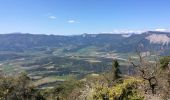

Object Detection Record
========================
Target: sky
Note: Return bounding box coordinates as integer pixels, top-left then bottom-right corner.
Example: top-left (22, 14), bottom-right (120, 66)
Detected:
top-left (0, 0), bottom-right (170, 35)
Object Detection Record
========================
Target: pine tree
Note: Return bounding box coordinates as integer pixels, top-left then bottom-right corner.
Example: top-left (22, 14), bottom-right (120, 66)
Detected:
top-left (112, 60), bottom-right (121, 80)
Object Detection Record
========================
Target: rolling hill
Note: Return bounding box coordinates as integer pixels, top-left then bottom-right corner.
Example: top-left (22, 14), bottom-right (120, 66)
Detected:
top-left (0, 31), bottom-right (169, 53)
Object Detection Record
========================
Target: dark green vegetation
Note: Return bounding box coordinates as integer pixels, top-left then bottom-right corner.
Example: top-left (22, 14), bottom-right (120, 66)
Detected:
top-left (160, 56), bottom-right (170, 69)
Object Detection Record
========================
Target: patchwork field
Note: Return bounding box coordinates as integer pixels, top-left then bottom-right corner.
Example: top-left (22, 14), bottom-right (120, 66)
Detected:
top-left (0, 49), bottom-right (132, 88)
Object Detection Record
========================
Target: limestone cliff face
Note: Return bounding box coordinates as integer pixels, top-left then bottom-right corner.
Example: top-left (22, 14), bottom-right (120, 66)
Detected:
top-left (145, 34), bottom-right (170, 45)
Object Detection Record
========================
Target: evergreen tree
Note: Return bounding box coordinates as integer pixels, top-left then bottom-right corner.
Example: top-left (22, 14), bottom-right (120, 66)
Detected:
top-left (112, 60), bottom-right (121, 80)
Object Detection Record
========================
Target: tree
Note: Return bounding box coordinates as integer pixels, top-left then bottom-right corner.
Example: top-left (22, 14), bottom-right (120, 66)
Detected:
top-left (95, 60), bottom-right (122, 100)
top-left (0, 73), bottom-right (45, 100)
top-left (160, 56), bottom-right (170, 99)
top-left (112, 60), bottom-right (121, 80)
top-left (103, 59), bottom-right (121, 87)
top-left (129, 43), bottom-right (162, 95)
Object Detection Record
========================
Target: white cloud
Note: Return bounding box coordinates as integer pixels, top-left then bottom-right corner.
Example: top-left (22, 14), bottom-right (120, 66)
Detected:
top-left (49, 16), bottom-right (56, 19)
top-left (112, 29), bottom-right (144, 34)
top-left (155, 28), bottom-right (167, 32)
top-left (68, 20), bottom-right (76, 23)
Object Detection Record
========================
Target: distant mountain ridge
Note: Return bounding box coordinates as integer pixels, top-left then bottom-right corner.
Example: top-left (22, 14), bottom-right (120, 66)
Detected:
top-left (0, 31), bottom-right (170, 54)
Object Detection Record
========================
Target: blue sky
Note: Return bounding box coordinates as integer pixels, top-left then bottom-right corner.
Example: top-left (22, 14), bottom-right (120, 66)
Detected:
top-left (0, 0), bottom-right (170, 35)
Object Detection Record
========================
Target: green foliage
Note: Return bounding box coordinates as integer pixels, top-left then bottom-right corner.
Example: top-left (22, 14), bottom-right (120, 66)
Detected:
top-left (93, 77), bottom-right (144, 100)
top-left (0, 73), bottom-right (146, 100)
top-left (102, 60), bottom-right (121, 85)
top-left (112, 60), bottom-right (121, 80)
top-left (0, 73), bottom-right (44, 100)
top-left (41, 79), bottom-right (85, 100)
top-left (160, 56), bottom-right (170, 69)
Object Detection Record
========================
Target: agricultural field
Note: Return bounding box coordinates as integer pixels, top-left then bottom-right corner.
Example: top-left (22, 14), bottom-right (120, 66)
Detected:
top-left (0, 49), bottom-right (131, 88)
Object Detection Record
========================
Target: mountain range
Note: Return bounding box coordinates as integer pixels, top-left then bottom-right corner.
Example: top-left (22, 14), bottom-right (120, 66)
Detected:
top-left (0, 31), bottom-right (170, 54)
